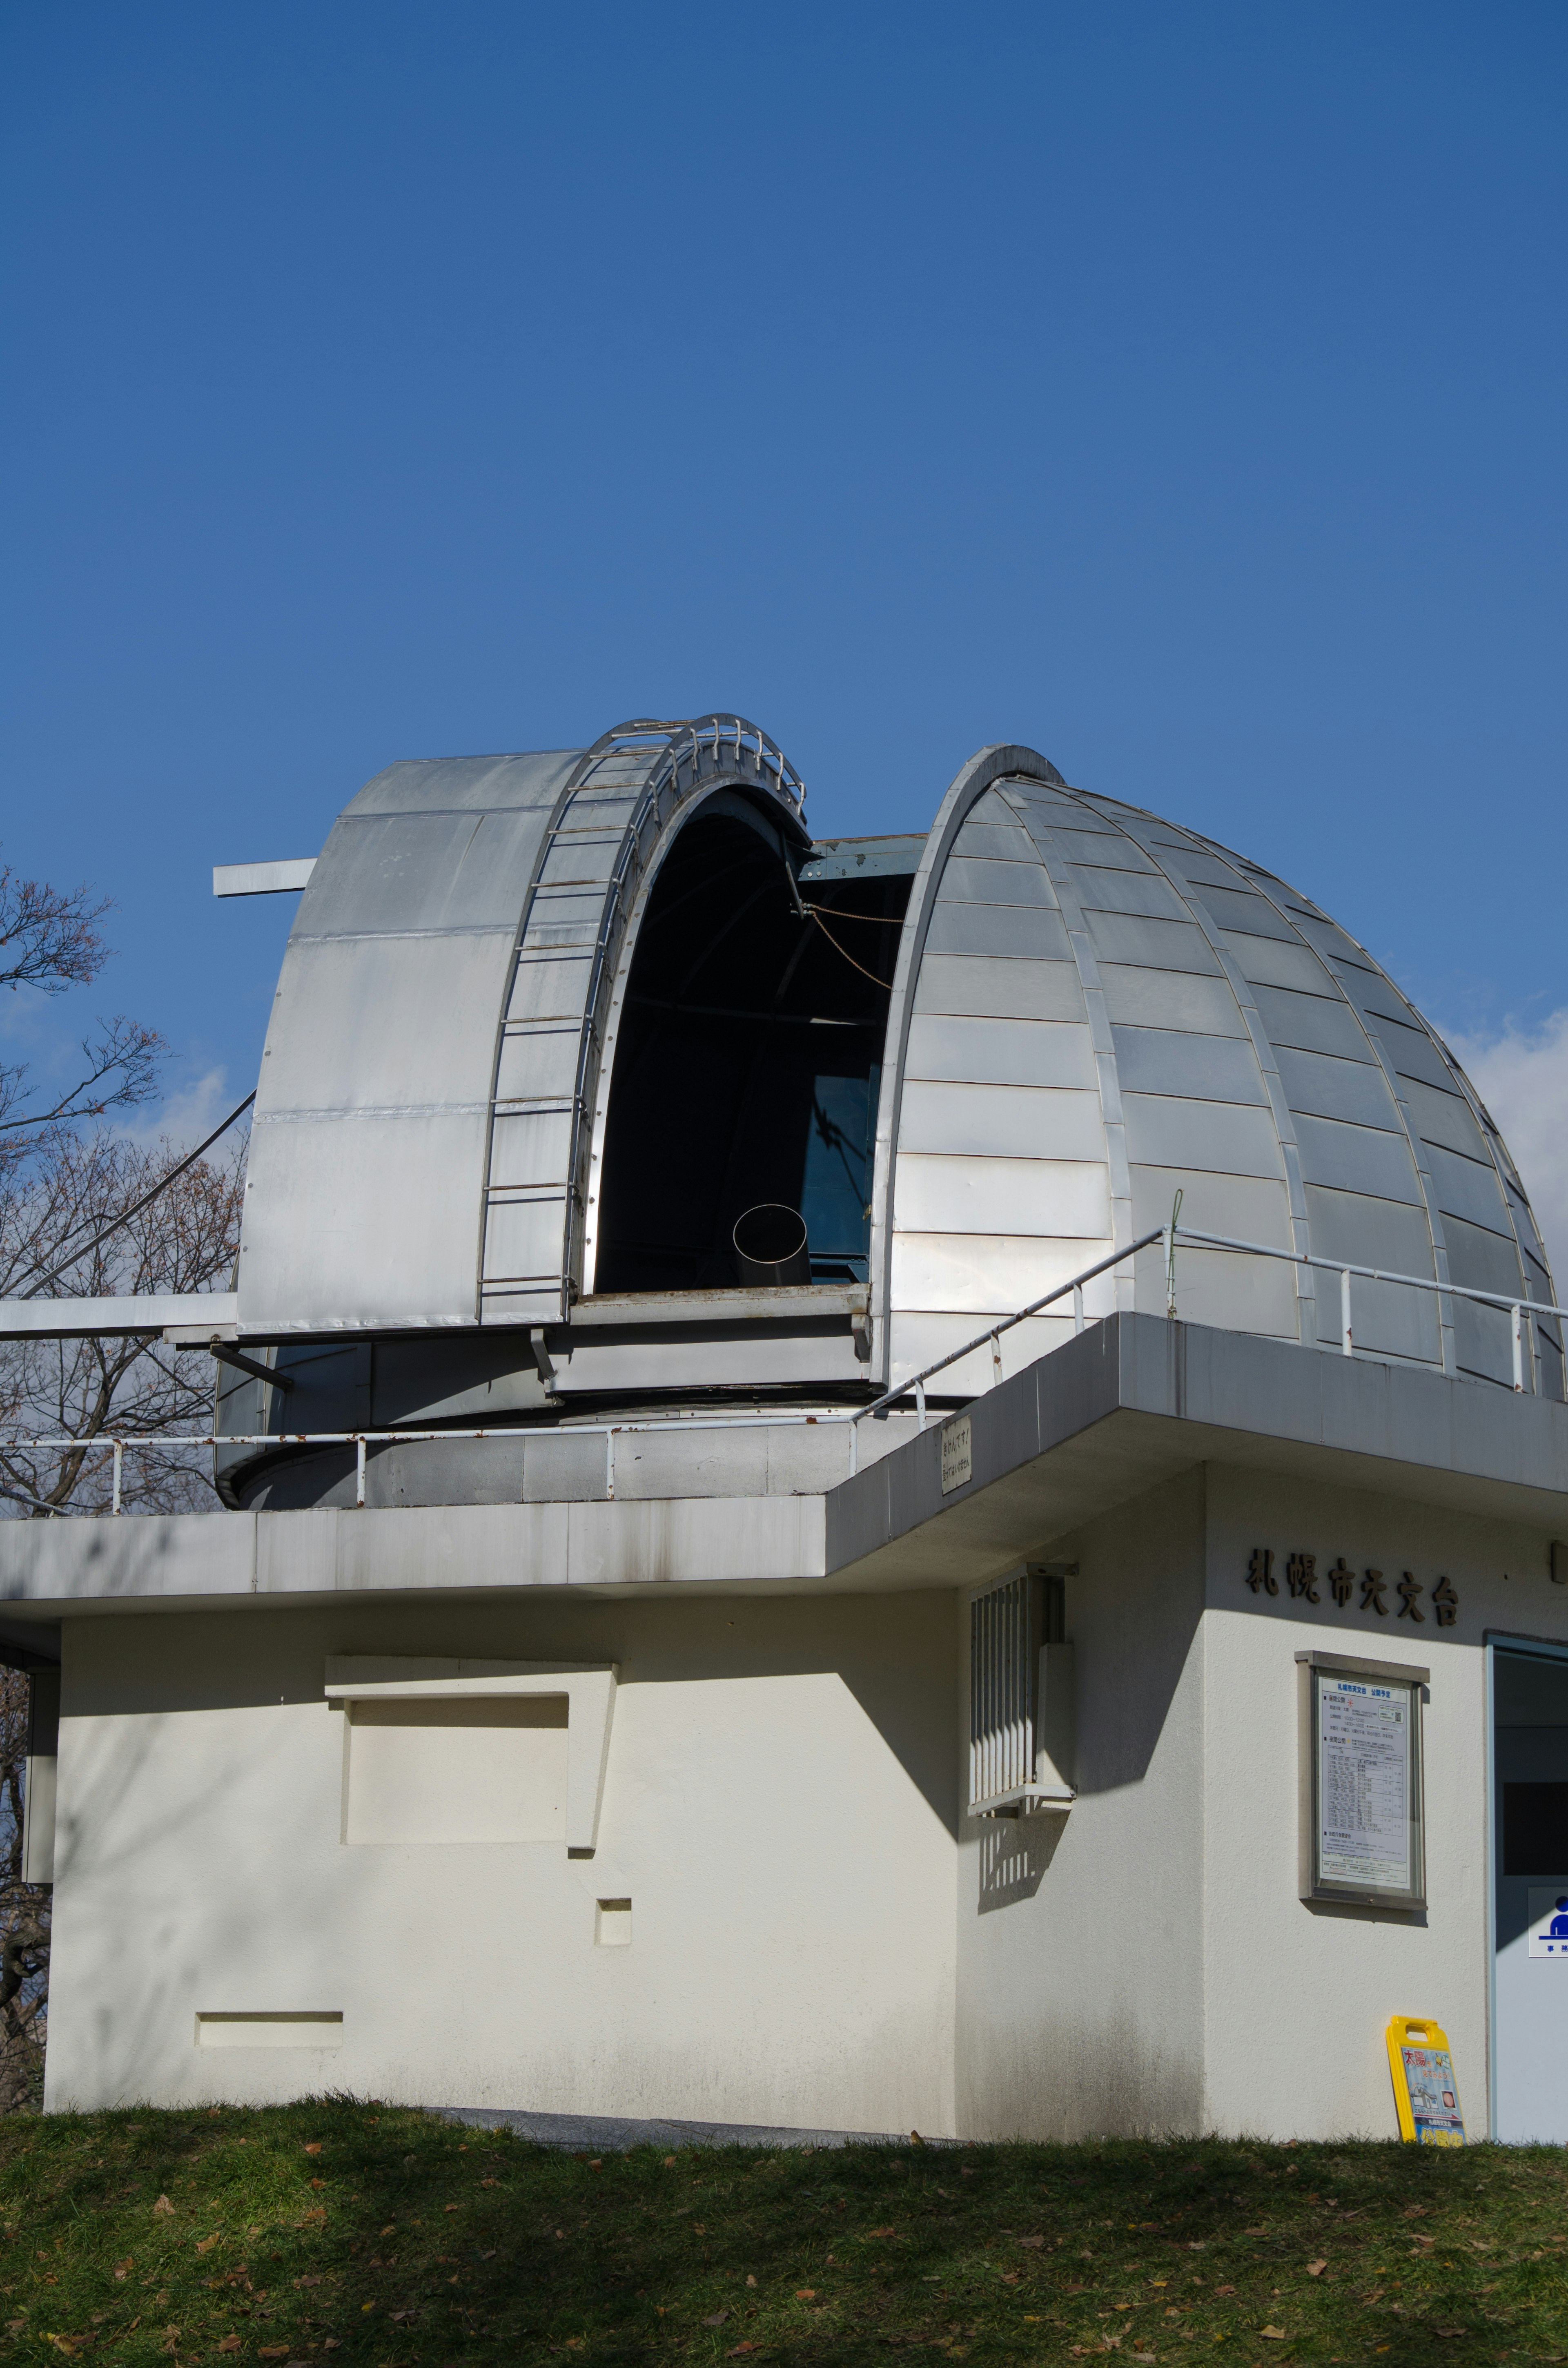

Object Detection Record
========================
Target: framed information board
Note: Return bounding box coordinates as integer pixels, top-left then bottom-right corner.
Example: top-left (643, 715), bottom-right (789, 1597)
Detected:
top-left (1297, 1650), bottom-right (1428, 1909)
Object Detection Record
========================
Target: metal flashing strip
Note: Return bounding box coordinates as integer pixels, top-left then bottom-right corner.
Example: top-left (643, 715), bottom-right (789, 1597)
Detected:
top-left (213, 859), bottom-right (316, 896)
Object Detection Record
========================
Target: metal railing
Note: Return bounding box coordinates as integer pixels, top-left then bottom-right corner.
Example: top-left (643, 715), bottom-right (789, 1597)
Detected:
top-left (5, 1214), bottom-right (1564, 1513)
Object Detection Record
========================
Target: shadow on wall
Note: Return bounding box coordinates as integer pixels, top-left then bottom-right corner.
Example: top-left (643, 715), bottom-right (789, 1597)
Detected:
top-left (1067, 1468), bottom-right (1207, 1802)
top-left (977, 1807), bottom-right (1067, 1915)
top-left (58, 1590), bottom-right (962, 1830)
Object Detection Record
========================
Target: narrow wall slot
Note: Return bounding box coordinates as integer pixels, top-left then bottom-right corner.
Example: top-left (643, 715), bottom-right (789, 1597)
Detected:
top-left (595, 1898), bottom-right (632, 1947)
top-left (196, 2012), bottom-right (344, 2049)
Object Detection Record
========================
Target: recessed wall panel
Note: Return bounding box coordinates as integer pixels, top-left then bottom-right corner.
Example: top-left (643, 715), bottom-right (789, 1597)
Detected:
top-left (912, 954), bottom-right (1087, 1023)
top-left (1301, 1184), bottom-right (1435, 1275)
top-left (1440, 1213), bottom-right (1525, 1295)
top-left (904, 1015), bottom-right (1098, 1090)
top-left (1273, 1047), bottom-right (1402, 1130)
top-left (1130, 1164), bottom-right (1292, 1249)
top-left (892, 1231), bottom-right (1113, 1311)
top-left (1291, 1114), bottom-right (1423, 1204)
top-left (897, 1081), bottom-right (1106, 1162)
top-left (1224, 935), bottom-right (1336, 994)
top-left (1069, 868), bottom-right (1191, 921)
top-left (1423, 1142), bottom-right (1514, 1235)
top-left (923, 903), bottom-right (1074, 961)
top-left (893, 1153), bottom-right (1112, 1240)
top-left (1111, 1028), bottom-right (1268, 1104)
top-left (1095, 965), bottom-right (1248, 1037)
top-left (1250, 986), bottom-right (1372, 1059)
top-left (938, 858), bottom-right (1057, 908)
top-left (345, 1698), bottom-right (568, 1845)
top-left (1121, 1094), bottom-right (1286, 1179)
top-left (1081, 913), bottom-right (1223, 974)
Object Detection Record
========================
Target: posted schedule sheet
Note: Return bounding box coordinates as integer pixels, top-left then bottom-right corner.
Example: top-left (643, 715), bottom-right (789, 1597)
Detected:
top-left (1316, 1675), bottom-right (1412, 1891)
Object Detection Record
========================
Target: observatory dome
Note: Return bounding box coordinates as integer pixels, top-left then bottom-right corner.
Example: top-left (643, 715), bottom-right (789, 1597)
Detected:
top-left (222, 720), bottom-right (1559, 1503)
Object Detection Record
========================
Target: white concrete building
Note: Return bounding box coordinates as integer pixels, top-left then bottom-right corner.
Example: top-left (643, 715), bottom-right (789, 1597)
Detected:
top-left (3, 718), bottom-right (1566, 2143)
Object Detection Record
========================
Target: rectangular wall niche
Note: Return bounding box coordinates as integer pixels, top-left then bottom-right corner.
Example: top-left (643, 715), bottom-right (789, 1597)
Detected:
top-left (196, 2013), bottom-right (343, 2049)
top-left (344, 1696), bottom-right (568, 1846)
top-left (596, 1898), bottom-right (632, 1946)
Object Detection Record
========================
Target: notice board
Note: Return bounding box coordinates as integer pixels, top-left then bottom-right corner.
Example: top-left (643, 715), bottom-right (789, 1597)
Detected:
top-left (1297, 1650), bottom-right (1428, 1910)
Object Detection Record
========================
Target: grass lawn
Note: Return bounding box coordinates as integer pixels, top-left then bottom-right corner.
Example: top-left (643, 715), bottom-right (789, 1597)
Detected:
top-left (0, 2103), bottom-right (1563, 2365)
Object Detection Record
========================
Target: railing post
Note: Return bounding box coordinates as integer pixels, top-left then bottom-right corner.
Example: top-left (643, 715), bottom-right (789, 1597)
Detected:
top-left (355, 1436), bottom-right (366, 1508)
top-left (915, 1378), bottom-right (927, 1432)
top-left (1512, 1304), bottom-right (1524, 1393)
top-left (111, 1440), bottom-right (123, 1516)
top-left (848, 1417), bottom-right (859, 1477)
top-left (1165, 1189), bottom-right (1183, 1319)
top-left (1341, 1270), bottom-right (1353, 1356)
top-left (1073, 1284), bottom-right (1084, 1335)
top-left (991, 1332), bottom-right (1002, 1386)
top-left (605, 1429), bottom-right (615, 1500)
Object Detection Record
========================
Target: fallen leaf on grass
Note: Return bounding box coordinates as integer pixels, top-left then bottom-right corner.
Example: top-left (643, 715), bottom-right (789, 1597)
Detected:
top-left (303, 2144), bottom-right (322, 2156)
top-left (703, 2310), bottom-right (728, 2327)
top-left (151, 2197), bottom-right (174, 2217)
top-left (1019, 2235), bottom-right (1045, 2249)
top-left (1260, 2327), bottom-right (1288, 2340)
top-left (259, 2349), bottom-right (290, 2359)
top-left (865, 2226), bottom-right (897, 2239)
top-left (217, 2342), bottom-right (240, 2355)
top-left (1306, 2259), bottom-right (1327, 2277)
top-left (1213, 2285), bottom-right (1235, 2297)
top-left (795, 2289), bottom-right (816, 2301)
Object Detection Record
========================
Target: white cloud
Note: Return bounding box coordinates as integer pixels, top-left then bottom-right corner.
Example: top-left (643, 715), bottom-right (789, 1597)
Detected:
top-left (1445, 1011), bottom-right (1568, 1293)
top-left (123, 1066), bottom-right (241, 1158)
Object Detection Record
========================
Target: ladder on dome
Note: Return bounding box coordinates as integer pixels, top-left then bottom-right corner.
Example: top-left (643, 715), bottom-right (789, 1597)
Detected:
top-left (477, 718), bottom-right (806, 1326)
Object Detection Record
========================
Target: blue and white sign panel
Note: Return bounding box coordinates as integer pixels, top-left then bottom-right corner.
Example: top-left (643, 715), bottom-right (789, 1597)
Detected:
top-left (1528, 1889), bottom-right (1568, 1958)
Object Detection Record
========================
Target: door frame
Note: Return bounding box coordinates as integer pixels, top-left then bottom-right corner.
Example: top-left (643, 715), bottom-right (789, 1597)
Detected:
top-left (1485, 1628), bottom-right (1568, 2141)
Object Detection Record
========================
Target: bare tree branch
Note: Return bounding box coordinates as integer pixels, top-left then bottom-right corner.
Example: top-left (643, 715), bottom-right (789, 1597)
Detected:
top-left (0, 871), bottom-right (111, 995)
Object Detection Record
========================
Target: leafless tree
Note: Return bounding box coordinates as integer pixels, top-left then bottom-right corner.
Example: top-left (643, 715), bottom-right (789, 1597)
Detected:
top-left (0, 1128), bottom-right (245, 1516)
top-left (0, 867), bottom-right (160, 1181)
top-left (0, 858), bottom-right (247, 2100)
top-left (0, 1667), bottom-right (48, 2113)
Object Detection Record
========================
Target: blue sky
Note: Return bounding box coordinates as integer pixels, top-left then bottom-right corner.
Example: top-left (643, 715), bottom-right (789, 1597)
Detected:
top-left (2, 4), bottom-right (1565, 1238)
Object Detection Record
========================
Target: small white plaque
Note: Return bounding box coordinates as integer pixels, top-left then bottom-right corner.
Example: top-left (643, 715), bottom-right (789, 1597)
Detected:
top-left (1528, 1887), bottom-right (1568, 1957)
top-left (940, 1414), bottom-right (973, 1495)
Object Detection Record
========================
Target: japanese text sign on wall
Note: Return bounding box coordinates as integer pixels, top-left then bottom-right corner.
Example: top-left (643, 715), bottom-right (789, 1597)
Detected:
top-left (1247, 1548), bottom-right (1457, 1626)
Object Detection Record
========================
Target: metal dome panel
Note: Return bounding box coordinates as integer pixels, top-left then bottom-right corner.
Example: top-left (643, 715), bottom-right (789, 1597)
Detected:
top-left (876, 752), bottom-right (1560, 1400)
top-left (237, 722), bottom-right (808, 1336)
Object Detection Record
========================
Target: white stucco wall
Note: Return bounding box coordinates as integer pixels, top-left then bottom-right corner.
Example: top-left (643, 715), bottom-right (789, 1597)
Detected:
top-left (949, 1461), bottom-right (1568, 2144)
top-left (1199, 1464), bottom-right (1566, 2142)
top-left (45, 1592), bottom-right (958, 2134)
top-left (40, 1452), bottom-right (1568, 2140)
top-left (955, 1470), bottom-right (1208, 2140)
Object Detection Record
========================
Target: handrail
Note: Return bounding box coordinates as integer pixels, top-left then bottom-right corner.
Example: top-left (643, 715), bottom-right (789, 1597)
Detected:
top-left (4, 1217), bottom-right (1563, 1514)
top-left (1169, 1223), bottom-right (1565, 1391)
top-left (853, 1229), bottom-right (1166, 1425)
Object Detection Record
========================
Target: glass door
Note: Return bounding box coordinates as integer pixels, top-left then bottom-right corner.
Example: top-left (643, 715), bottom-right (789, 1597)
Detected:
top-left (1492, 1641), bottom-right (1568, 2142)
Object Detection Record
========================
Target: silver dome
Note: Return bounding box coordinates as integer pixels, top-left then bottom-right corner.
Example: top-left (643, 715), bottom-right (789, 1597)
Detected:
top-left (232, 723), bottom-right (1559, 1443)
top-left (876, 745), bottom-right (1558, 1398)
